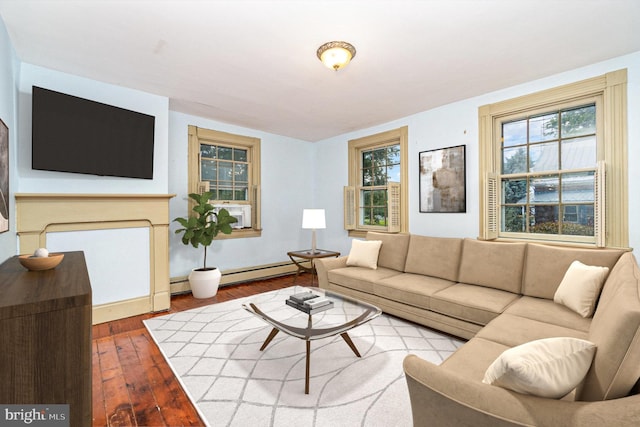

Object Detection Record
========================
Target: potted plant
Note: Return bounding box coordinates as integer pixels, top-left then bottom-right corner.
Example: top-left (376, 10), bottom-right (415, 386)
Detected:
top-left (174, 191), bottom-right (237, 298)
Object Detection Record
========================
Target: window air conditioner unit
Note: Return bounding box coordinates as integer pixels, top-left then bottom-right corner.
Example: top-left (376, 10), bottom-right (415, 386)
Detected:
top-left (214, 204), bottom-right (251, 229)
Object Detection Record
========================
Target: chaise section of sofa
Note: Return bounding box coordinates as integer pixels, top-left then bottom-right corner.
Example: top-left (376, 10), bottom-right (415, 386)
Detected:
top-left (403, 251), bottom-right (640, 426)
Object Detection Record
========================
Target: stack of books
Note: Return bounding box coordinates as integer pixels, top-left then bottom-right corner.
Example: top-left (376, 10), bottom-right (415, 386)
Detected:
top-left (286, 291), bottom-right (334, 314)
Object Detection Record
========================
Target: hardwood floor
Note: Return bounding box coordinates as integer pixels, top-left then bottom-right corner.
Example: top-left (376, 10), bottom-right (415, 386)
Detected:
top-left (92, 273), bottom-right (316, 427)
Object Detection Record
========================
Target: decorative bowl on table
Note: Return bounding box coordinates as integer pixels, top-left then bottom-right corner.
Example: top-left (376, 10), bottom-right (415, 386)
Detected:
top-left (18, 253), bottom-right (65, 271)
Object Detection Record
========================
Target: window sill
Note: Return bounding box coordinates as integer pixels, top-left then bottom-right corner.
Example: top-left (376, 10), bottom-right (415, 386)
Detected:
top-left (348, 230), bottom-right (367, 238)
top-left (216, 228), bottom-right (262, 239)
top-left (348, 229), bottom-right (400, 238)
top-left (487, 236), bottom-right (617, 250)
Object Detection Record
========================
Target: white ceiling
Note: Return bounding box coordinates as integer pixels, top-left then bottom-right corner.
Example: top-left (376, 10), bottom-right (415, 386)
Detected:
top-left (1, 0), bottom-right (639, 142)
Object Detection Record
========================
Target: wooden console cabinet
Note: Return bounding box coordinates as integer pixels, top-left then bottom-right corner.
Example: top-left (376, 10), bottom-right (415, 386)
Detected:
top-left (0, 251), bottom-right (92, 427)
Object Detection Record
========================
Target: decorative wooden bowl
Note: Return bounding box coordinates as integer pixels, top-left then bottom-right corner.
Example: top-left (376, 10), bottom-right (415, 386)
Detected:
top-left (18, 253), bottom-right (65, 271)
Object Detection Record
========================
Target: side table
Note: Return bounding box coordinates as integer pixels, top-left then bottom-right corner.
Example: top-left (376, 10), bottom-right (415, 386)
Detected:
top-left (287, 249), bottom-right (340, 285)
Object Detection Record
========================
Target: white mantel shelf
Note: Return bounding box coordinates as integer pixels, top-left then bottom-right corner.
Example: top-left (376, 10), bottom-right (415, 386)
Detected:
top-left (15, 193), bottom-right (176, 324)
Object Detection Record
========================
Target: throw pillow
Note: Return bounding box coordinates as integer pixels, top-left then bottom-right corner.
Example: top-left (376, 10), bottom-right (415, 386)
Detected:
top-left (482, 337), bottom-right (596, 399)
top-left (553, 260), bottom-right (609, 317)
top-left (346, 239), bottom-right (383, 269)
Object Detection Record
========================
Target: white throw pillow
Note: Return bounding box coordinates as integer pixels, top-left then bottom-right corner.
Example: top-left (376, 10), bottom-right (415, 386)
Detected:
top-left (482, 337), bottom-right (596, 399)
top-left (346, 239), bottom-right (383, 269)
top-left (553, 260), bottom-right (609, 317)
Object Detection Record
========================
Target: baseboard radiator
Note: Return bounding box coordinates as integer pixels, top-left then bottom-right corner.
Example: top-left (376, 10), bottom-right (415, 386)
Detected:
top-left (170, 260), bottom-right (311, 295)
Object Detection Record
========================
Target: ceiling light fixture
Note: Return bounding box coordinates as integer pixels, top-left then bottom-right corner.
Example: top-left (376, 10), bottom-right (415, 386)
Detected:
top-left (316, 41), bottom-right (356, 71)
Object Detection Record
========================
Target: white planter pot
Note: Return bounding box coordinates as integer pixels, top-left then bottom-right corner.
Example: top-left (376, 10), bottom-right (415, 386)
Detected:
top-left (188, 267), bottom-right (222, 299)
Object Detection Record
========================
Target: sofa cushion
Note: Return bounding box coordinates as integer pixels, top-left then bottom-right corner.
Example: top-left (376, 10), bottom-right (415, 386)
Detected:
top-left (374, 273), bottom-right (455, 309)
top-left (522, 243), bottom-right (624, 299)
top-left (482, 337), bottom-right (596, 399)
top-left (457, 239), bottom-right (526, 293)
top-left (404, 235), bottom-right (463, 282)
top-left (430, 283), bottom-right (520, 326)
top-left (346, 239), bottom-right (383, 269)
top-left (366, 232), bottom-right (410, 271)
top-left (477, 313), bottom-right (588, 348)
top-left (578, 252), bottom-right (640, 401)
top-left (327, 266), bottom-right (400, 294)
top-left (553, 260), bottom-right (609, 317)
top-left (441, 337), bottom-right (510, 381)
top-left (504, 296), bottom-right (591, 333)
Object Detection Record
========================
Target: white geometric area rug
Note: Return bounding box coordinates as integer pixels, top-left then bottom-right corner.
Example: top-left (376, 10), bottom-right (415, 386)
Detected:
top-left (143, 286), bottom-right (464, 427)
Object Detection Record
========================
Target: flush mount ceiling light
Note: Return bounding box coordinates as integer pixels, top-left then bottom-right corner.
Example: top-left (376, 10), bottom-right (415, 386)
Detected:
top-left (316, 41), bottom-right (356, 71)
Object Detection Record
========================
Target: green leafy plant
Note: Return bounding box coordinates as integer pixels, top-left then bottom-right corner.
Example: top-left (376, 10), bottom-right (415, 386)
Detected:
top-left (173, 192), bottom-right (237, 270)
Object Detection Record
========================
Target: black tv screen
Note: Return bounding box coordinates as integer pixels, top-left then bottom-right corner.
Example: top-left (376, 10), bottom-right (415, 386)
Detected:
top-left (32, 86), bottom-right (155, 179)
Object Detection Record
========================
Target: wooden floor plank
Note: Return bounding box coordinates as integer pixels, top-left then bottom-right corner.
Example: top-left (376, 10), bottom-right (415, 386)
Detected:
top-left (97, 337), bottom-right (135, 427)
top-left (91, 340), bottom-right (108, 426)
top-left (92, 272), bottom-right (315, 426)
top-left (115, 334), bottom-right (166, 427)
top-left (130, 331), bottom-right (202, 426)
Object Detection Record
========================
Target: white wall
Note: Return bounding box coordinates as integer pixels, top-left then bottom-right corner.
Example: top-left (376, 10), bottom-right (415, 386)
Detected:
top-left (16, 64), bottom-right (170, 194)
top-left (168, 111), bottom-right (314, 278)
top-left (315, 51), bottom-right (640, 254)
top-left (0, 17), bottom-right (19, 261)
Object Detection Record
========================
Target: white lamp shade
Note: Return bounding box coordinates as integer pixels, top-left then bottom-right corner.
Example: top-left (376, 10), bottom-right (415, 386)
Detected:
top-left (302, 209), bottom-right (326, 229)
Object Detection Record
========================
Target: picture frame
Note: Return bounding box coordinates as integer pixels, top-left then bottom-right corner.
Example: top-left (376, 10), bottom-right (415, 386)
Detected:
top-left (419, 144), bottom-right (466, 213)
top-left (0, 118), bottom-right (8, 233)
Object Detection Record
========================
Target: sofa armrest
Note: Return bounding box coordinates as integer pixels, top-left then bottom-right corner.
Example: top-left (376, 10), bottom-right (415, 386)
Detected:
top-left (315, 256), bottom-right (348, 289)
top-left (403, 354), bottom-right (640, 427)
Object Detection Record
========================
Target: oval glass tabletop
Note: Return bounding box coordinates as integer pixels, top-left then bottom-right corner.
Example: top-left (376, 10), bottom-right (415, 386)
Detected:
top-left (242, 286), bottom-right (382, 341)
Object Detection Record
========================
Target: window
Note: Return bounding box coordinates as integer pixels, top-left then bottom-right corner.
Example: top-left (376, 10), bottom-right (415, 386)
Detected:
top-left (479, 70), bottom-right (628, 248)
top-left (200, 144), bottom-right (249, 201)
top-left (500, 102), bottom-right (599, 240)
top-left (188, 125), bottom-right (261, 238)
top-left (345, 126), bottom-right (408, 236)
top-left (361, 144), bottom-right (400, 227)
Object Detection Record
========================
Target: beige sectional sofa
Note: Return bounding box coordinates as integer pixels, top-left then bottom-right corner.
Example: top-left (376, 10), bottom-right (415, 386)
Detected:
top-left (315, 232), bottom-right (640, 426)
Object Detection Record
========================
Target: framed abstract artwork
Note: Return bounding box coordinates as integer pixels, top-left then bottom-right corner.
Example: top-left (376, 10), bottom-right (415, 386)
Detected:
top-left (0, 118), bottom-right (7, 233)
top-left (419, 145), bottom-right (466, 213)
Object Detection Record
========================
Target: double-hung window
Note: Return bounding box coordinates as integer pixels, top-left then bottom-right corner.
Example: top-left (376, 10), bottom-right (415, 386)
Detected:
top-left (499, 102), bottom-right (601, 242)
top-left (188, 125), bottom-right (261, 238)
top-left (479, 70), bottom-right (628, 248)
top-left (345, 126), bottom-right (408, 235)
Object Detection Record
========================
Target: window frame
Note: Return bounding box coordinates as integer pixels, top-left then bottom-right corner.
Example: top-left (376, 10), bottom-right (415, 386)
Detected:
top-left (497, 97), bottom-right (601, 244)
top-left (188, 125), bottom-right (261, 238)
top-left (199, 144), bottom-right (251, 201)
top-left (347, 126), bottom-right (408, 237)
top-left (479, 69), bottom-right (628, 248)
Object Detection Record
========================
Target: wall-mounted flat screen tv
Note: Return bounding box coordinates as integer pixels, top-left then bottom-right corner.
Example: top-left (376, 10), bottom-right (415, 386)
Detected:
top-left (32, 86), bottom-right (155, 179)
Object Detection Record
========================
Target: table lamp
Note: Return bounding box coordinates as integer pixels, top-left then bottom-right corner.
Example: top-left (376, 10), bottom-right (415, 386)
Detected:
top-left (302, 209), bottom-right (326, 254)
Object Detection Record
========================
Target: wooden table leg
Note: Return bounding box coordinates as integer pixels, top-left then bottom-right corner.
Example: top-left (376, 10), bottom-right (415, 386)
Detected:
top-left (305, 340), bottom-right (311, 394)
top-left (340, 332), bottom-right (361, 357)
top-left (259, 327), bottom-right (280, 351)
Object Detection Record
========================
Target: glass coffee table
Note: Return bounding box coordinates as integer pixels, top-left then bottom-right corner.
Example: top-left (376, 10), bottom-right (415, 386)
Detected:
top-left (242, 286), bottom-right (382, 394)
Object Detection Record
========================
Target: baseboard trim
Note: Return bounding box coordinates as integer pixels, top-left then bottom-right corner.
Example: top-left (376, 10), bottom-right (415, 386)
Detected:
top-left (92, 261), bottom-right (311, 323)
top-left (170, 260), bottom-right (310, 295)
top-left (93, 296), bottom-right (152, 325)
